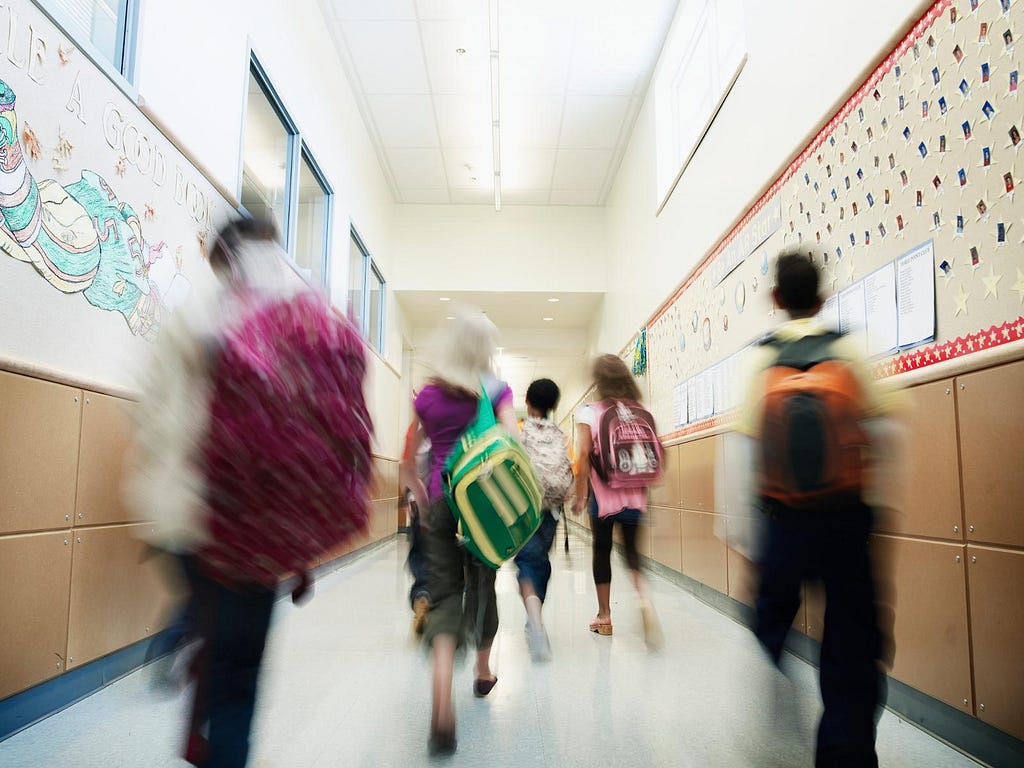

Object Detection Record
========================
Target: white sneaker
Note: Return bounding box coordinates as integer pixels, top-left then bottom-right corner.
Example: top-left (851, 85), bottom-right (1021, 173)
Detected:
top-left (527, 624), bottom-right (552, 662)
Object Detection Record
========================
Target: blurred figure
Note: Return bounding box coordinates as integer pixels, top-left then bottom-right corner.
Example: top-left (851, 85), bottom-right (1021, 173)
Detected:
top-left (739, 251), bottom-right (897, 768)
top-left (127, 217), bottom-right (372, 768)
top-left (572, 355), bottom-right (664, 648)
top-left (399, 308), bottom-right (518, 757)
top-left (515, 378), bottom-right (574, 661)
top-left (399, 415), bottom-right (432, 634)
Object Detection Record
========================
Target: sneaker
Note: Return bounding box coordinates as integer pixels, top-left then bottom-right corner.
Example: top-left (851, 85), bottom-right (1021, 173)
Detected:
top-left (527, 624), bottom-right (552, 662)
top-left (412, 596), bottom-right (429, 636)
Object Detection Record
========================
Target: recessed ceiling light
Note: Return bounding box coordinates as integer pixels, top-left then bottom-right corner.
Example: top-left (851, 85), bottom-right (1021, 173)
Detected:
top-left (547, 297), bottom-right (560, 303)
top-left (543, 316), bottom-right (554, 321)
top-left (439, 297), bottom-right (451, 302)
top-left (445, 315), bottom-right (456, 320)
top-left (456, 48), bottom-right (466, 55)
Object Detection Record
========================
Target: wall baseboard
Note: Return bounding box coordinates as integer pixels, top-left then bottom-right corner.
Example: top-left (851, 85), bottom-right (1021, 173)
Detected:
top-left (0, 534), bottom-right (398, 744)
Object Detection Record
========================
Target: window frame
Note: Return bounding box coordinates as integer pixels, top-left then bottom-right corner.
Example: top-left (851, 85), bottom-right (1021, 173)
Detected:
top-left (33, 0), bottom-right (140, 95)
top-left (348, 225), bottom-right (386, 354)
top-left (238, 48), bottom-right (333, 291)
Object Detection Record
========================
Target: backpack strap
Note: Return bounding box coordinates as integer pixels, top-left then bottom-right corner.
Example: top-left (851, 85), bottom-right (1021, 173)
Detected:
top-left (762, 331), bottom-right (843, 371)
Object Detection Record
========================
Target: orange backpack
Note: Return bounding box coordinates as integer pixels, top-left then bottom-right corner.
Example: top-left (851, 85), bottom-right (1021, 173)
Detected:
top-left (758, 332), bottom-right (868, 509)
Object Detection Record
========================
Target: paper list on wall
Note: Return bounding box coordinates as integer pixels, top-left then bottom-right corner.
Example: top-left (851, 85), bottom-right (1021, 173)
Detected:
top-left (693, 371), bottom-right (714, 420)
top-left (863, 262), bottom-right (898, 358)
top-left (818, 294), bottom-right (840, 332)
top-left (839, 281), bottom-right (869, 358)
top-left (897, 240), bottom-right (937, 348)
top-left (686, 378), bottom-right (696, 424)
top-left (673, 381), bottom-right (688, 428)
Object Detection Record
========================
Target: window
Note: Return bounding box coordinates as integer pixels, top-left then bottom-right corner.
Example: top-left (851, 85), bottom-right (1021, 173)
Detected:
top-left (240, 54), bottom-right (332, 288)
top-left (294, 148), bottom-right (331, 288)
top-left (39, 0), bottom-right (137, 81)
top-left (653, 0), bottom-right (745, 213)
top-left (348, 227), bottom-right (385, 353)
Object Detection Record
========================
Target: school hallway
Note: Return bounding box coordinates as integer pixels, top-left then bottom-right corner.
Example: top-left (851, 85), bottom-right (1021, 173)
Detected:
top-left (0, 529), bottom-right (977, 768)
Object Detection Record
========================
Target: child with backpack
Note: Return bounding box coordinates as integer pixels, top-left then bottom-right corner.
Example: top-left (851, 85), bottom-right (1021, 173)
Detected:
top-left (741, 251), bottom-right (893, 768)
top-left (572, 354), bottom-right (664, 649)
top-left (516, 378), bottom-right (574, 661)
top-left (399, 309), bottom-right (522, 757)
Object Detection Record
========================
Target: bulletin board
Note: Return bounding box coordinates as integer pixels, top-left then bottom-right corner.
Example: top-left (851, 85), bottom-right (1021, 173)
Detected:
top-left (0, 0), bottom-right (230, 391)
top-left (646, 0), bottom-right (1024, 442)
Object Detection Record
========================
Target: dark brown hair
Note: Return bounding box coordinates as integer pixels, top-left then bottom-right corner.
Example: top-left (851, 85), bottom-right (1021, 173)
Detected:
top-left (208, 216), bottom-right (278, 275)
top-left (592, 354), bottom-right (641, 402)
top-left (774, 250), bottom-right (821, 312)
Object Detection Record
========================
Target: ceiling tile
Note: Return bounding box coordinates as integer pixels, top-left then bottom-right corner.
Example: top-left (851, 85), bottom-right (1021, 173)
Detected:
top-left (332, 0), bottom-right (417, 20)
top-left (443, 147), bottom-right (494, 186)
top-left (343, 21), bottom-right (430, 94)
top-left (421, 19), bottom-right (490, 94)
top-left (368, 95), bottom-right (440, 147)
top-left (501, 94), bottom-right (564, 149)
top-left (400, 188), bottom-right (451, 203)
top-left (415, 0), bottom-right (487, 20)
top-left (558, 95), bottom-right (630, 148)
top-left (434, 94), bottom-right (492, 147)
top-left (549, 189), bottom-right (602, 205)
top-left (500, 149), bottom-right (556, 189)
top-left (551, 149), bottom-right (613, 190)
top-left (449, 188), bottom-right (495, 204)
top-left (500, 18), bottom-right (573, 96)
top-left (386, 147), bottom-right (448, 187)
top-left (501, 189), bottom-right (550, 205)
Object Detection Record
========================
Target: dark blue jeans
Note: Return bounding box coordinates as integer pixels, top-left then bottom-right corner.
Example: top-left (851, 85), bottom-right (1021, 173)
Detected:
top-left (407, 504), bottom-right (430, 607)
top-left (514, 511), bottom-right (558, 603)
top-left (189, 573), bottom-right (276, 768)
top-left (754, 500), bottom-right (883, 768)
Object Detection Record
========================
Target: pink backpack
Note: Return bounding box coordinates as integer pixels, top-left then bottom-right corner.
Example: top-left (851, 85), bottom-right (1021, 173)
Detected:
top-left (590, 400), bottom-right (664, 489)
top-left (199, 292), bottom-right (373, 587)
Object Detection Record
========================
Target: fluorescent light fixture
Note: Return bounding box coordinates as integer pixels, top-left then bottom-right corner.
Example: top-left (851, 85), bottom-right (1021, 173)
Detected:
top-left (439, 296), bottom-right (451, 302)
top-left (490, 55), bottom-right (500, 123)
top-left (445, 315), bottom-right (456, 320)
top-left (543, 316), bottom-right (554, 321)
top-left (547, 297), bottom-right (560, 302)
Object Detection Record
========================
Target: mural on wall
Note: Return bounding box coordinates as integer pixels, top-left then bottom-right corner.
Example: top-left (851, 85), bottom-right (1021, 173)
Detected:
top-left (0, 0), bottom-right (223, 351)
top-left (0, 80), bottom-right (186, 339)
top-left (644, 0), bottom-right (1024, 440)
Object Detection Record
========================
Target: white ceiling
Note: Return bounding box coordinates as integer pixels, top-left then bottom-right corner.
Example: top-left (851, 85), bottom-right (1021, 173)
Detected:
top-left (321, 0), bottom-right (679, 206)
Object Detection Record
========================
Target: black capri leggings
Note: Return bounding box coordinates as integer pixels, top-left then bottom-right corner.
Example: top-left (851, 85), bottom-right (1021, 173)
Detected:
top-left (592, 512), bottom-right (642, 585)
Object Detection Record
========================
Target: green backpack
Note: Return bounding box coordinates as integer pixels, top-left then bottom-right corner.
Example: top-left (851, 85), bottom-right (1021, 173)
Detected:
top-left (443, 383), bottom-right (544, 569)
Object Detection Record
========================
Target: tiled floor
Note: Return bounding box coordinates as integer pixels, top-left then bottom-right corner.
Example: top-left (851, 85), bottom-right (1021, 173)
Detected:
top-left (0, 530), bottom-right (979, 767)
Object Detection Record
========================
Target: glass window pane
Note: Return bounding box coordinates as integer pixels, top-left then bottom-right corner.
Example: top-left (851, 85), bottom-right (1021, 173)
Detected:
top-left (368, 265), bottom-right (384, 351)
top-left (46, 0), bottom-right (128, 72)
top-left (242, 70), bottom-right (290, 246)
top-left (295, 154), bottom-right (328, 287)
top-left (348, 233), bottom-right (365, 329)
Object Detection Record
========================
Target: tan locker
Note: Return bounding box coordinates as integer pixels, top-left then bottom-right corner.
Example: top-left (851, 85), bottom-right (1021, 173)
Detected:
top-left (0, 371), bottom-right (82, 534)
top-left (957, 361), bottom-right (1024, 547)
top-left (0, 531), bottom-right (73, 698)
top-left (648, 444), bottom-right (680, 507)
top-left (75, 392), bottom-right (135, 527)
top-left (967, 544), bottom-right (1024, 740)
top-left (726, 547), bottom-right (757, 607)
top-left (871, 534), bottom-right (972, 713)
top-left (874, 379), bottom-right (962, 540)
top-left (648, 506), bottom-right (682, 572)
top-left (679, 436), bottom-right (717, 512)
top-left (680, 509), bottom-right (728, 593)
top-left (66, 524), bottom-right (181, 668)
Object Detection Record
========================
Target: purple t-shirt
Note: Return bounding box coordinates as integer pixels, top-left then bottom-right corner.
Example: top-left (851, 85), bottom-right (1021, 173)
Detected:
top-left (414, 381), bottom-right (513, 500)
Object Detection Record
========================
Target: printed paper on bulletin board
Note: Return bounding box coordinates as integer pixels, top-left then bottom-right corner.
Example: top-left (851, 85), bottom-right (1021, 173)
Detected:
top-left (647, 0), bottom-right (1024, 440)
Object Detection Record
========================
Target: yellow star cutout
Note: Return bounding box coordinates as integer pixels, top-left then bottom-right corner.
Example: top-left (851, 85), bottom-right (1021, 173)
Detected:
top-left (982, 268), bottom-right (1002, 299)
top-left (954, 285), bottom-right (969, 317)
top-left (1013, 269), bottom-right (1024, 304)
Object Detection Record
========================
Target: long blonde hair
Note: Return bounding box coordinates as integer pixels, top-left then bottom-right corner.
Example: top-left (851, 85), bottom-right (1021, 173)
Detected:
top-left (429, 308), bottom-right (498, 396)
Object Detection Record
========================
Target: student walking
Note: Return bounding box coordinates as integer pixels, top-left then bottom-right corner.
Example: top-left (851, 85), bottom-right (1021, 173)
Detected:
top-left (399, 309), bottom-right (519, 757)
top-left (572, 355), bottom-right (664, 648)
top-left (740, 251), bottom-right (894, 768)
top-left (516, 378), bottom-right (574, 661)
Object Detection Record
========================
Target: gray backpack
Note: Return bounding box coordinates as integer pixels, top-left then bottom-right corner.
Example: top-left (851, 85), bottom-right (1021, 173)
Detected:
top-left (521, 418), bottom-right (574, 508)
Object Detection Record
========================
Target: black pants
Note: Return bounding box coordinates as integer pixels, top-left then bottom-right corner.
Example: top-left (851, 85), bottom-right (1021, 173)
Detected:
top-left (755, 501), bottom-right (883, 768)
top-left (591, 509), bottom-right (642, 584)
top-left (406, 504), bottom-right (430, 607)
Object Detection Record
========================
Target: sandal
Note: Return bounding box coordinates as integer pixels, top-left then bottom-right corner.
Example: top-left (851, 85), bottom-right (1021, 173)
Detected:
top-left (473, 676), bottom-right (498, 697)
top-left (588, 618), bottom-right (613, 636)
